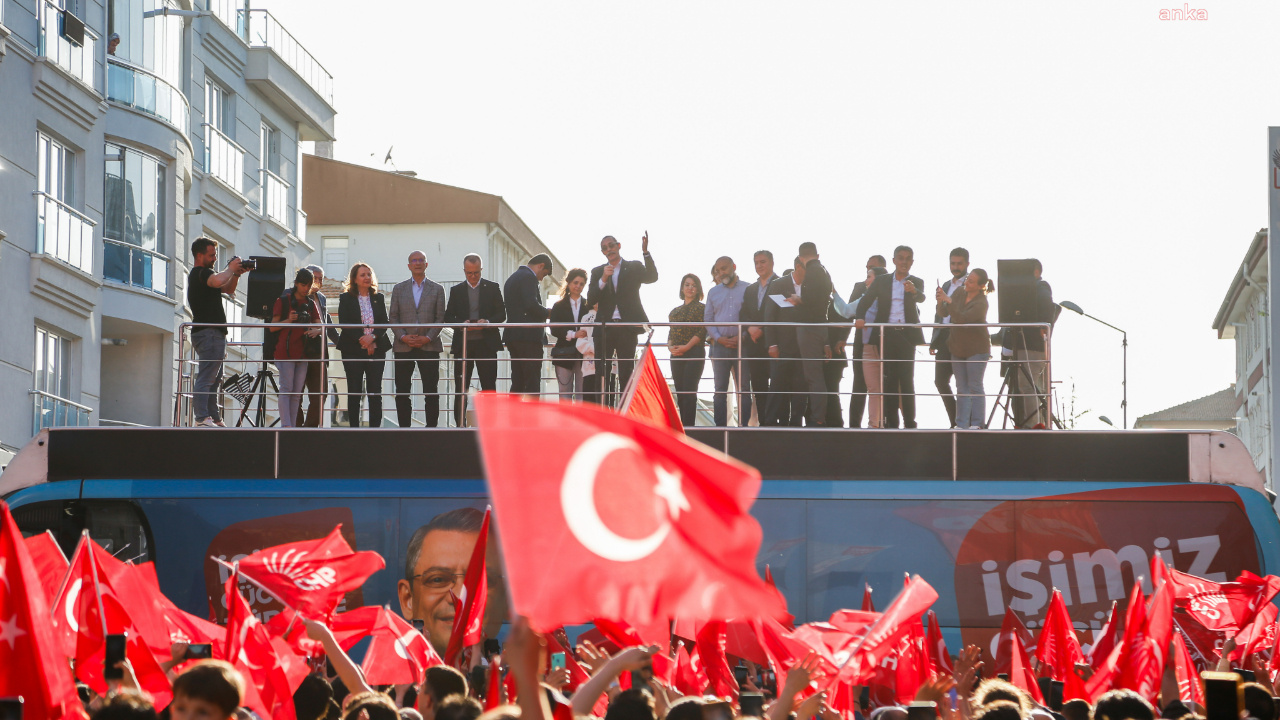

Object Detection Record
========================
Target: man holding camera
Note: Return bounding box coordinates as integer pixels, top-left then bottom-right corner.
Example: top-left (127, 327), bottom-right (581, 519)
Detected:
top-left (187, 237), bottom-right (247, 427)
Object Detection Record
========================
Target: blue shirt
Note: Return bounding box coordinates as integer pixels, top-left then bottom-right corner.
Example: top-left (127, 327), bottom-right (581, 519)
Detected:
top-left (704, 279), bottom-right (749, 340)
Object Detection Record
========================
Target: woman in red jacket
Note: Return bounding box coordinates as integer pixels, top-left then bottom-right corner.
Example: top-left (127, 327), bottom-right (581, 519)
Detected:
top-left (271, 267), bottom-right (321, 428)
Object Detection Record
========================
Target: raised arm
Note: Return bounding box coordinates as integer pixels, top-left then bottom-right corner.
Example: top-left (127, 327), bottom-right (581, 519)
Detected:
top-left (304, 617), bottom-right (375, 698)
top-left (570, 645), bottom-right (658, 717)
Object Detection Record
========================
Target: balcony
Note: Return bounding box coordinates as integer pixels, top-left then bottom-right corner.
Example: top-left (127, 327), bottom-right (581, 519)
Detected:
top-left (204, 123), bottom-right (246, 194)
top-left (107, 58), bottom-right (190, 135)
top-left (37, 0), bottom-right (98, 88)
top-left (31, 390), bottom-right (92, 434)
top-left (209, 0), bottom-right (247, 40)
top-left (35, 191), bottom-right (95, 274)
top-left (260, 168), bottom-right (290, 227)
top-left (103, 238), bottom-right (170, 296)
top-left (244, 9), bottom-right (335, 141)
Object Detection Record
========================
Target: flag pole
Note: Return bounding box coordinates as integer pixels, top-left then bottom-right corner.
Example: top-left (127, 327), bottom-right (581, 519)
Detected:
top-left (85, 531), bottom-right (110, 640)
top-left (52, 531), bottom-right (88, 611)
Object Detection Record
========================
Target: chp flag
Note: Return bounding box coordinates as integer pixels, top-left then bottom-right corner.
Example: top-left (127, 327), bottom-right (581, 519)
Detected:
top-left (473, 393), bottom-right (783, 630)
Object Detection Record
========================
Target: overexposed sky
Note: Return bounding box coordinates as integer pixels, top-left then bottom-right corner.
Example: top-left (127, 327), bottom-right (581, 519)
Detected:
top-left (273, 0), bottom-right (1276, 429)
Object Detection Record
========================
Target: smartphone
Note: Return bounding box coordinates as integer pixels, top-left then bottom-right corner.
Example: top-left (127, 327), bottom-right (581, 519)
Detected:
top-left (551, 652), bottom-right (566, 672)
top-left (0, 698), bottom-right (22, 720)
top-left (104, 633), bottom-right (128, 681)
top-left (907, 701), bottom-right (937, 720)
top-left (412, 619), bottom-right (425, 634)
top-left (184, 644), bottom-right (213, 661)
top-left (1203, 672), bottom-right (1243, 720)
top-left (484, 638), bottom-right (501, 658)
top-left (1037, 678), bottom-right (1063, 711)
top-left (1240, 669), bottom-right (1257, 683)
top-left (733, 665), bottom-right (749, 687)
top-left (740, 694), bottom-right (765, 718)
top-left (703, 701), bottom-right (733, 720)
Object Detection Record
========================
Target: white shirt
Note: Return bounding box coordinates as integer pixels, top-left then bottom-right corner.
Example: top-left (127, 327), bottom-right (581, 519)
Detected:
top-left (941, 275), bottom-right (966, 325)
top-left (889, 275), bottom-right (907, 323)
top-left (411, 277), bottom-right (425, 307)
top-left (566, 297), bottom-right (582, 340)
top-left (597, 260), bottom-right (624, 320)
top-left (792, 278), bottom-right (802, 297)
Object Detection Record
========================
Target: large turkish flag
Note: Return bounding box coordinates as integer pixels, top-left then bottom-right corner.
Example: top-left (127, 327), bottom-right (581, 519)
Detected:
top-left (474, 393), bottom-right (781, 630)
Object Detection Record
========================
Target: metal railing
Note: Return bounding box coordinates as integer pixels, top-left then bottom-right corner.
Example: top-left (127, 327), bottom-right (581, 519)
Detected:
top-left (35, 191), bottom-right (95, 273)
top-left (245, 9), bottom-right (334, 105)
top-left (31, 389), bottom-right (92, 434)
top-left (260, 168), bottom-right (289, 226)
top-left (172, 319), bottom-right (1052, 430)
top-left (38, 0), bottom-right (98, 87)
top-left (108, 57), bottom-right (190, 135)
top-left (203, 123), bottom-right (245, 193)
top-left (103, 238), bottom-right (170, 295)
top-left (208, 0), bottom-right (247, 39)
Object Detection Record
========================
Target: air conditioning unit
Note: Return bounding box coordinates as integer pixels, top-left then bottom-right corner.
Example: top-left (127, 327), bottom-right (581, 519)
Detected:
top-left (60, 9), bottom-right (86, 46)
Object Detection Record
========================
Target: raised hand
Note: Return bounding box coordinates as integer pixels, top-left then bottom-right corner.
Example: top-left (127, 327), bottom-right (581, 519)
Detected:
top-left (642, 231), bottom-right (649, 254)
top-left (576, 639), bottom-right (610, 675)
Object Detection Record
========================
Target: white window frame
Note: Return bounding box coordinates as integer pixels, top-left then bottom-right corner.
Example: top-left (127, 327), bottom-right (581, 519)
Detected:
top-left (322, 236), bottom-right (348, 282)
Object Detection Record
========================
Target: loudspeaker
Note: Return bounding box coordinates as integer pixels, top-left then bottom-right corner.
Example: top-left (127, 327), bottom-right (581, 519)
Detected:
top-left (997, 259), bottom-right (1038, 324)
top-left (244, 256), bottom-right (286, 320)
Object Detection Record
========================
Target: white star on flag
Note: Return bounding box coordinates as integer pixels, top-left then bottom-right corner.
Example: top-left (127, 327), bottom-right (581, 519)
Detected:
top-left (0, 613), bottom-right (26, 650)
top-left (653, 466), bottom-right (690, 520)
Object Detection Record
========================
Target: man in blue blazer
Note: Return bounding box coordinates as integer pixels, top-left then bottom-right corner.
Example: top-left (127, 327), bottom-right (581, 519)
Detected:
top-left (444, 254), bottom-right (506, 425)
top-left (586, 233), bottom-right (658, 402)
top-left (855, 245), bottom-right (926, 428)
top-left (504, 254), bottom-right (554, 395)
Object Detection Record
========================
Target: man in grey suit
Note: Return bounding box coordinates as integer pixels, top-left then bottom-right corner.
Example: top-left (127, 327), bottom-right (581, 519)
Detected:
top-left (389, 250), bottom-right (446, 427)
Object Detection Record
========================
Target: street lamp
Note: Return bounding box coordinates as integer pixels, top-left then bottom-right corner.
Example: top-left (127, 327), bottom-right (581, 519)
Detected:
top-left (1058, 301), bottom-right (1127, 429)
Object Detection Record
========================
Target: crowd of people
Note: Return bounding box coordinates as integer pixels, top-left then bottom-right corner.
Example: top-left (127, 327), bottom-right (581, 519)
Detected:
top-left (185, 236), bottom-right (1055, 430)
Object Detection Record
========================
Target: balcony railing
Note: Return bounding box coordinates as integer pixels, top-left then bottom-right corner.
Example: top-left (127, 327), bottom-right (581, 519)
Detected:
top-left (35, 191), bottom-right (95, 273)
top-left (203, 123), bottom-right (246, 194)
top-left (260, 168), bottom-right (289, 227)
top-left (38, 0), bottom-right (98, 87)
top-left (246, 9), bottom-right (333, 105)
top-left (31, 390), bottom-right (92, 434)
top-left (295, 207), bottom-right (307, 240)
top-left (107, 58), bottom-right (190, 135)
top-left (103, 238), bottom-right (170, 296)
top-left (208, 0), bottom-right (247, 39)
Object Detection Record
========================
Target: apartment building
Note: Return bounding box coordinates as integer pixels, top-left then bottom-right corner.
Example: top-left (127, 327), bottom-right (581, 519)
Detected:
top-left (0, 0), bottom-right (334, 448)
top-left (1212, 228), bottom-right (1269, 489)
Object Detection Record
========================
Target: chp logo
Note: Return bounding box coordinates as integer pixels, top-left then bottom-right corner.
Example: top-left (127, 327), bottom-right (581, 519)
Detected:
top-left (204, 507), bottom-right (365, 623)
top-left (952, 484), bottom-right (1260, 662)
top-left (262, 547), bottom-right (338, 592)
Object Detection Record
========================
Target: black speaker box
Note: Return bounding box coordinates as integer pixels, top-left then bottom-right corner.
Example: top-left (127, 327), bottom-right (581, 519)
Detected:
top-left (244, 256), bottom-right (286, 320)
top-left (997, 259), bottom-right (1038, 324)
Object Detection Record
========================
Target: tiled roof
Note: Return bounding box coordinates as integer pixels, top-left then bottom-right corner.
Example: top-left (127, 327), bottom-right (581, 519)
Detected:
top-left (1136, 386), bottom-right (1237, 423)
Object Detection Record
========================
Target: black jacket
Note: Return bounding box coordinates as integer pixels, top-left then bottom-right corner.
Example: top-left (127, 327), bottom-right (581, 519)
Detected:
top-left (503, 266), bottom-right (549, 346)
top-left (586, 254), bottom-right (659, 332)
top-left (1006, 279), bottom-right (1055, 353)
top-left (739, 274), bottom-right (778, 357)
top-left (762, 275), bottom-right (803, 356)
top-left (336, 291), bottom-right (390, 358)
top-left (549, 296), bottom-right (591, 367)
top-left (855, 273), bottom-right (927, 347)
top-left (444, 279), bottom-right (506, 354)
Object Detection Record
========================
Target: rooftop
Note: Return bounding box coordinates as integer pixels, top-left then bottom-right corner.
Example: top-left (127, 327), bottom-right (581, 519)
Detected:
top-left (1135, 386), bottom-right (1238, 425)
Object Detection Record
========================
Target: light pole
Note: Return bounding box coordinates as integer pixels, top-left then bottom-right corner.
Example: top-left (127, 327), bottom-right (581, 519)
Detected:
top-left (1059, 301), bottom-right (1127, 429)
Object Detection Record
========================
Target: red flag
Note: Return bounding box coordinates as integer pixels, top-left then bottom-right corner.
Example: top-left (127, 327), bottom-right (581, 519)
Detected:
top-left (1008, 628), bottom-right (1045, 705)
top-left (361, 606), bottom-right (442, 685)
top-left (892, 621), bottom-right (933, 704)
top-left (1036, 590), bottom-right (1084, 681)
top-left (1118, 578), bottom-right (1173, 704)
top-left (1088, 602), bottom-right (1119, 670)
top-left (23, 530), bottom-right (68, 606)
top-left (621, 346), bottom-right (684, 433)
top-left (474, 393), bottom-right (782, 629)
top-left (993, 608), bottom-right (1036, 677)
top-left (835, 576), bottom-right (939, 686)
top-left (1086, 581), bottom-right (1151, 702)
top-left (1230, 605), bottom-right (1279, 662)
top-left (765, 565), bottom-right (795, 628)
top-left (0, 502), bottom-right (86, 720)
top-left (1172, 629), bottom-right (1206, 708)
top-left (1226, 571), bottom-right (1280, 635)
top-left (697, 620), bottom-right (739, 701)
top-left (445, 508), bottom-right (490, 667)
top-left (592, 618), bottom-right (673, 682)
top-left (861, 584), bottom-right (875, 613)
top-left (926, 610), bottom-right (953, 676)
top-left (546, 631), bottom-right (590, 692)
top-left (225, 567), bottom-right (297, 720)
top-left (234, 524), bottom-right (385, 620)
top-left (749, 614), bottom-right (799, 675)
top-left (484, 657), bottom-right (504, 711)
top-left (674, 642), bottom-right (709, 697)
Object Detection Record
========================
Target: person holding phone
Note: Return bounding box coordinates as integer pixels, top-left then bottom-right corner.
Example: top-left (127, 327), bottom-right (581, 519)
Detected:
top-left (336, 262), bottom-right (390, 427)
top-left (854, 245), bottom-right (926, 429)
top-left (937, 268), bottom-right (994, 430)
top-left (271, 268), bottom-right (321, 429)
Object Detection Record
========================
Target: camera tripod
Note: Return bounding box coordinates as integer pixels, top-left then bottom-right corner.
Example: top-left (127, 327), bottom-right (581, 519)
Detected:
top-left (223, 362), bottom-right (280, 428)
top-left (986, 331), bottom-right (1060, 430)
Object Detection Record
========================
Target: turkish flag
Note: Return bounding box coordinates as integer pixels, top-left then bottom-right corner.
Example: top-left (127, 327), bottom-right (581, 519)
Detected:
top-left (24, 530), bottom-right (68, 606)
top-left (697, 620), bottom-right (739, 701)
top-left (621, 346), bottom-right (683, 433)
top-left (361, 606), bottom-right (442, 685)
top-left (225, 568), bottom-right (297, 720)
top-left (474, 393), bottom-right (782, 629)
top-left (592, 618), bottom-right (673, 682)
top-left (993, 608), bottom-right (1035, 677)
top-left (445, 508), bottom-right (490, 667)
top-left (0, 502), bottom-right (87, 720)
top-left (674, 641), bottom-right (709, 697)
top-left (1172, 629), bottom-right (1206, 708)
top-left (1036, 590), bottom-right (1084, 682)
top-left (235, 525), bottom-right (385, 620)
top-left (926, 611), bottom-right (953, 676)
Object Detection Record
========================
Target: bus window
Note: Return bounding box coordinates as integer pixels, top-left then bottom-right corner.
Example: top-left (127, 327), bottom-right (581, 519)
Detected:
top-left (12, 499), bottom-right (82, 558)
top-left (84, 501), bottom-right (153, 564)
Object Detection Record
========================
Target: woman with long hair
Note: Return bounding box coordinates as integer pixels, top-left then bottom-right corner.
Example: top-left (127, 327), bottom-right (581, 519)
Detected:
top-left (336, 262), bottom-right (390, 427)
top-left (937, 267), bottom-right (995, 429)
top-left (270, 267), bottom-right (320, 428)
top-left (667, 273), bottom-right (707, 426)
top-left (550, 268), bottom-right (590, 402)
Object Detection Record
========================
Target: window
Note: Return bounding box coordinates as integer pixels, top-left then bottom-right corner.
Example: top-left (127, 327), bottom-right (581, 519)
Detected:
top-left (322, 236), bottom-right (349, 281)
top-left (35, 132), bottom-right (93, 272)
top-left (32, 327), bottom-right (87, 432)
top-left (260, 122), bottom-right (280, 175)
top-left (206, 79), bottom-right (230, 133)
top-left (38, 133), bottom-right (75, 204)
top-left (104, 142), bottom-right (169, 294)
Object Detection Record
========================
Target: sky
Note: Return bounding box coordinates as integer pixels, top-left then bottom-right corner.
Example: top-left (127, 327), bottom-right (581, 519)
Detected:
top-left (271, 0), bottom-right (1276, 429)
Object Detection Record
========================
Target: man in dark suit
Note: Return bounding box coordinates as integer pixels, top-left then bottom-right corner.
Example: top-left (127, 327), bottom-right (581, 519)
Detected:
top-left (855, 245), bottom-right (926, 428)
top-left (928, 247), bottom-right (970, 428)
top-left (738, 250), bottom-right (778, 426)
top-left (1008, 258), bottom-right (1055, 428)
top-left (586, 233), bottom-right (658, 404)
top-left (389, 251), bottom-right (447, 427)
top-left (504, 254), bottom-right (554, 395)
top-left (762, 258), bottom-right (806, 426)
top-left (444, 254), bottom-right (506, 426)
top-left (846, 254), bottom-right (886, 427)
top-left (793, 242), bottom-right (834, 426)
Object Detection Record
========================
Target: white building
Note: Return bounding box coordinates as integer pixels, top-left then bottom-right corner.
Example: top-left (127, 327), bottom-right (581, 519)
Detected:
top-left (0, 0), bottom-right (333, 447)
top-left (1212, 228), bottom-right (1270, 488)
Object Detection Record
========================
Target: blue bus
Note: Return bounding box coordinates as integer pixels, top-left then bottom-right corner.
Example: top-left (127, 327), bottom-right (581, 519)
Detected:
top-left (3, 426), bottom-right (1276, 662)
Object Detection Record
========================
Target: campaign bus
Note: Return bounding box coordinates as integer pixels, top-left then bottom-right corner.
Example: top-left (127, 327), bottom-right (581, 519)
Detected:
top-left (3, 426), bottom-right (1277, 659)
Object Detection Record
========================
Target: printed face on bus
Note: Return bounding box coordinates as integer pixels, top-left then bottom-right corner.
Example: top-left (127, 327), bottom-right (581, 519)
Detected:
top-left (399, 529), bottom-right (476, 654)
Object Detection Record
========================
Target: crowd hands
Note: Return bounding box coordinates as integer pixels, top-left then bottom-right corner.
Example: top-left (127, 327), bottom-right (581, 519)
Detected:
top-left (190, 233), bottom-right (1051, 430)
